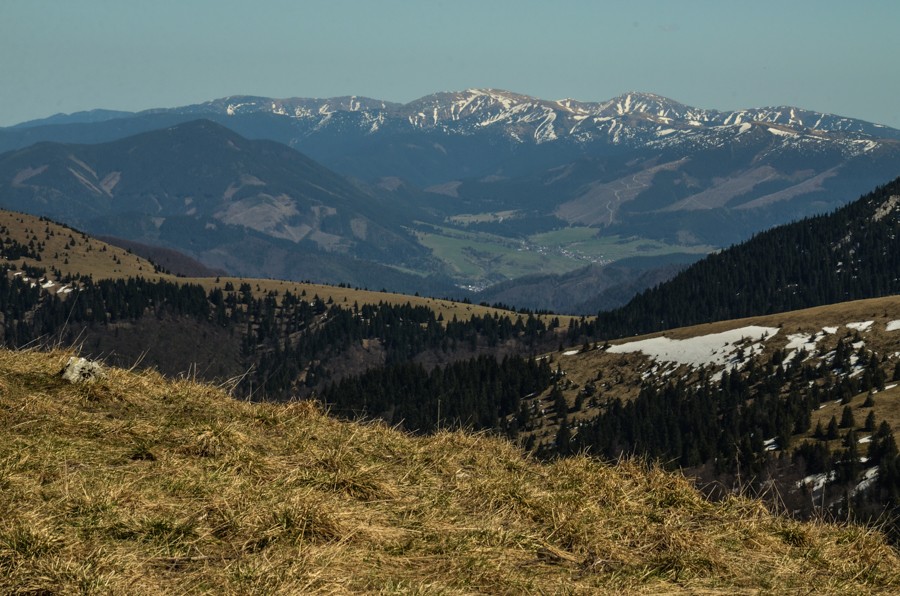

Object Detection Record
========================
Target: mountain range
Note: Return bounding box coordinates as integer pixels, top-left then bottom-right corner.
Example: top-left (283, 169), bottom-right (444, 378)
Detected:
top-left (10, 89), bottom-right (900, 151)
top-left (1, 89), bottom-right (899, 310)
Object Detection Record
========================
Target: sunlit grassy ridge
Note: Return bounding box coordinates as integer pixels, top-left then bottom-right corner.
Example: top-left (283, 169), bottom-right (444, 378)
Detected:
top-left (1, 348), bottom-right (899, 594)
top-left (4, 208), bottom-right (579, 326)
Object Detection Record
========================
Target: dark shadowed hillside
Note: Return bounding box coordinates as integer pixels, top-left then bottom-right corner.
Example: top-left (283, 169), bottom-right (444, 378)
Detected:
top-left (598, 175), bottom-right (900, 338)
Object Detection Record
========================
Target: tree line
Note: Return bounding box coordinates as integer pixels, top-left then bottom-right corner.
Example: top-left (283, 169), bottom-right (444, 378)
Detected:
top-left (0, 267), bottom-right (596, 401)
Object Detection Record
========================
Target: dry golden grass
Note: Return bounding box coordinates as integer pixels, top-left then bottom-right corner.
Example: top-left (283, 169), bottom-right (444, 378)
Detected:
top-left (806, 384), bottom-right (900, 448)
top-left (184, 276), bottom-right (574, 326)
top-left (1, 209), bottom-right (161, 280)
top-left (1, 348), bottom-right (898, 594)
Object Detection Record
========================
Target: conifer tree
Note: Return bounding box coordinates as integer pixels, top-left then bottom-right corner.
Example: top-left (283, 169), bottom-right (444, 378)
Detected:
top-left (862, 391), bottom-right (875, 408)
top-left (826, 416), bottom-right (840, 440)
top-left (840, 405), bottom-right (856, 429)
top-left (814, 420), bottom-right (825, 440)
top-left (864, 411), bottom-right (876, 432)
top-left (556, 415), bottom-right (572, 456)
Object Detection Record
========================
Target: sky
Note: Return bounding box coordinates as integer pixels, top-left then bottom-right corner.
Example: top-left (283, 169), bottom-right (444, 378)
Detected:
top-left (1, 0), bottom-right (899, 128)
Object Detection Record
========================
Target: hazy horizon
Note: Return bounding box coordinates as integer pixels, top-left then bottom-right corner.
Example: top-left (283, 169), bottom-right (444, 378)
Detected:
top-left (2, 0), bottom-right (899, 128)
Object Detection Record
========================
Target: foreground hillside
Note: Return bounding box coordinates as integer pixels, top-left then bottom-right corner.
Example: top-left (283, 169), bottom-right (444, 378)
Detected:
top-left (1, 348), bottom-right (899, 594)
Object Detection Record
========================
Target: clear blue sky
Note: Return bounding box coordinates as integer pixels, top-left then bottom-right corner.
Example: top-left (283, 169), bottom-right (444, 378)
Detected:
top-left (2, 0), bottom-right (898, 128)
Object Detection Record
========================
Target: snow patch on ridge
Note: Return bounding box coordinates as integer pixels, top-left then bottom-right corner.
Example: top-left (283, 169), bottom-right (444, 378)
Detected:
top-left (767, 127), bottom-right (798, 137)
top-left (783, 330), bottom-right (828, 365)
top-left (607, 326), bottom-right (780, 370)
top-left (846, 321), bottom-right (874, 332)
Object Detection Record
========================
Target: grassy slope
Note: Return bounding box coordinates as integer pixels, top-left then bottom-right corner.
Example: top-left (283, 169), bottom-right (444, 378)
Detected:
top-left (0, 209), bottom-right (162, 281)
top-left (1, 348), bottom-right (898, 594)
top-left (3, 209), bottom-right (580, 326)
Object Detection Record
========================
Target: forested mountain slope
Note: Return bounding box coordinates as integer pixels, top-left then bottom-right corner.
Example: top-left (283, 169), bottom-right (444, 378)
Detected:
top-left (598, 175), bottom-right (900, 338)
top-left (0, 120), bottom-right (461, 296)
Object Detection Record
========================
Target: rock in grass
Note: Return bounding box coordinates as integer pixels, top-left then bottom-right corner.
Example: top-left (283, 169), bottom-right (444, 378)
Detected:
top-left (60, 357), bottom-right (105, 384)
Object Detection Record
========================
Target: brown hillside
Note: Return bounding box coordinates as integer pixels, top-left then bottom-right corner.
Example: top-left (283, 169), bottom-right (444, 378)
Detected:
top-left (0, 209), bottom-right (163, 280)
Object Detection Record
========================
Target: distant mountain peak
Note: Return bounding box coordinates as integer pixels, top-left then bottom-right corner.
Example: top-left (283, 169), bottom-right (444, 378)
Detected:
top-left (152, 88), bottom-right (898, 151)
top-left (606, 91), bottom-right (685, 110)
top-left (10, 108), bottom-right (136, 129)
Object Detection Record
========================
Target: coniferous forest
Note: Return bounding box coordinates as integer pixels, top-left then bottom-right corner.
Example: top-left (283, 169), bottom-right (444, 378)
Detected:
top-left (0, 266), bottom-right (589, 403)
top-left (598, 176), bottom-right (900, 338)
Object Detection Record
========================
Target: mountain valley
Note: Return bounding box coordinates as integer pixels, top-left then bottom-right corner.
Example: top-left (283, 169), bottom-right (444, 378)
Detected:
top-left (2, 90), bottom-right (898, 308)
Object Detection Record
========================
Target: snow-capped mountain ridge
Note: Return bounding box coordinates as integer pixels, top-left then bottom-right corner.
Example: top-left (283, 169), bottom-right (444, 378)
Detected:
top-left (148, 89), bottom-right (896, 154)
top-left (13, 89), bottom-right (898, 154)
